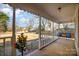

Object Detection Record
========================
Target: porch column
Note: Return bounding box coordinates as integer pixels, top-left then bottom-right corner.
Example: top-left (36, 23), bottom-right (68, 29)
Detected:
top-left (39, 16), bottom-right (41, 50)
top-left (58, 23), bottom-right (60, 30)
top-left (58, 23), bottom-right (60, 38)
top-left (53, 22), bottom-right (54, 40)
top-left (75, 4), bottom-right (79, 55)
top-left (12, 7), bottom-right (16, 56)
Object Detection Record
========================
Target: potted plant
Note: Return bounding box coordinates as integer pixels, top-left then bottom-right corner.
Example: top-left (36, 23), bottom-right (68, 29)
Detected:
top-left (16, 33), bottom-right (27, 56)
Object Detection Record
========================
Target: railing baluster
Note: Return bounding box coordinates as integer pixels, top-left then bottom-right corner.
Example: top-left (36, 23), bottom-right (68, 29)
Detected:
top-left (3, 38), bottom-right (6, 56)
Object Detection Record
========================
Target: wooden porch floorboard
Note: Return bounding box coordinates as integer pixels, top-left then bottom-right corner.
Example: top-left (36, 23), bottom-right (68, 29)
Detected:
top-left (27, 38), bottom-right (77, 56)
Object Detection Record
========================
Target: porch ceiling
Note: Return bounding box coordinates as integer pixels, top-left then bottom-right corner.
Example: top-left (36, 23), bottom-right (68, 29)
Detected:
top-left (8, 3), bottom-right (77, 23)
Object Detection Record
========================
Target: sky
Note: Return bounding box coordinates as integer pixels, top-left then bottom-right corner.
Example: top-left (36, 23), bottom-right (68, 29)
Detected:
top-left (0, 3), bottom-right (39, 28)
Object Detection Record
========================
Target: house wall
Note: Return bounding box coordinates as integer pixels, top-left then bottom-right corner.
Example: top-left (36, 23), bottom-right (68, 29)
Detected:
top-left (75, 4), bottom-right (79, 55)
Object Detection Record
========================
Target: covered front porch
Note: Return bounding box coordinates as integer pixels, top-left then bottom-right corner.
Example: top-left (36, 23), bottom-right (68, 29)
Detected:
top-left (0, 3), bottom-right (79, 56)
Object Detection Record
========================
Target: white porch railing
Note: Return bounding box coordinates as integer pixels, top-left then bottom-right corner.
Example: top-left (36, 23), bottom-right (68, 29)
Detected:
top-left (0, 36), bottom-right (12, 56)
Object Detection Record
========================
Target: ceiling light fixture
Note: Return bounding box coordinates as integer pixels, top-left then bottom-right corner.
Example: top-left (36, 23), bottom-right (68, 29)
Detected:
top-left (58, 7), bottom-right (62, 12)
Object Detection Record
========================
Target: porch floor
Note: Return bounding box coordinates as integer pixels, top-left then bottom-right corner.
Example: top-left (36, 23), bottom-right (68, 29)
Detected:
top-left (27, 37), bottom-right (77, 56)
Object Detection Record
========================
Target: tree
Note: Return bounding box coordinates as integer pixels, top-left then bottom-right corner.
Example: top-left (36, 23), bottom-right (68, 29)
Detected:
top-left (48, 21), bottom-right (51, 28)
top-left (16, 25), bottom-right (21, 31)
top-left (63, 24), bottom-right (68, 31)
top-left (0, 12), bottom-right (9, 32)
top-left (27, 19), bottom-right (34, 32)
top-left (27, 25), bottom-right (33, 32)
top-left (16, 33), bottom-right (27, 56)
top-left (41, 19), bottom-right (47, 31)
top-left (41, 18), bottom-right (51, 31)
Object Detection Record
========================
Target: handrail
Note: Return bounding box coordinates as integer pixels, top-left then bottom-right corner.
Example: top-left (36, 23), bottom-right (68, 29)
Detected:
top-left (0, 36), bottom-right (12, 39)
